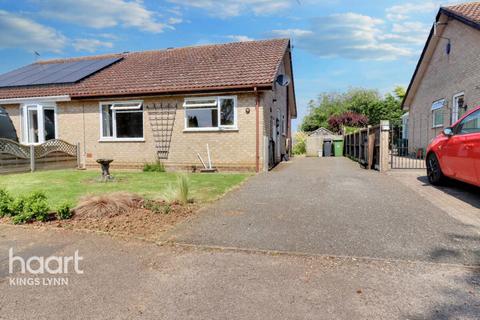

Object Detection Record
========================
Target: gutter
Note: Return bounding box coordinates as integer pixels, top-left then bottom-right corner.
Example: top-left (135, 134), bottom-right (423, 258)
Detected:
top-left (254, 87), bottom-right (260, 173)
top-left (0, 95), bottom-right (71, 104)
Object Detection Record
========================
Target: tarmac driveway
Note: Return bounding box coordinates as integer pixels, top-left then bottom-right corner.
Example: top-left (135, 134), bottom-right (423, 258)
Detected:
top-left (167, 157), bottom-right (480, 266)
top-left (1, 157), bottom-right (480, 319)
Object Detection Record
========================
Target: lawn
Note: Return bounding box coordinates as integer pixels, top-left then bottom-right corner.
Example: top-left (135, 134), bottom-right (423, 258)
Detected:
top-left (0, 170), bottom-right (250, 210)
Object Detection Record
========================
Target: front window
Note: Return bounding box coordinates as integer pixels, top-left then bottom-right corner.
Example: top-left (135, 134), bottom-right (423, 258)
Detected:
top-left (100, 101), bottom-right (143, 140)
top-left (184, 96), bottom-right (237, 130)
top-left (455, 109), bottom-right (480, 135)
top-left (21, 104), bottom-right (57, 144)
top-left (431, 99), bottom-right (445, 128)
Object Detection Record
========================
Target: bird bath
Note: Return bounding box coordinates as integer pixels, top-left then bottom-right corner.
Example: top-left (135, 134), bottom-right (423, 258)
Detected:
top-left (96, 159), bottom-right (114, 182)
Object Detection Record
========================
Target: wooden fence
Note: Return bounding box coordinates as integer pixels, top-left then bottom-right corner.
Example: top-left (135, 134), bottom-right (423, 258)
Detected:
top-left (344, 125), bottom-right (381, 170)
top-left (0, 139), bottom-right (80, 174)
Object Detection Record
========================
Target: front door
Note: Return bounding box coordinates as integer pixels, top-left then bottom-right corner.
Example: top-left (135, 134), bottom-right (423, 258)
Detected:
top-left (22, 104), bottom-right (57, 144)
top-left (26, 107), bottom-right (39, 144)
top-left (452, 93), bottom-right (465, 124)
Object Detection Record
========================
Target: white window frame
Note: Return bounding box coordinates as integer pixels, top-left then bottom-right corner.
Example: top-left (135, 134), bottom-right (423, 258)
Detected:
top-left (452, 92), bottom-right (465, 124)
top-left (20, 103), bottom-right (58, 145)
top-left (431, 99), bottom-right (445, 128)
top-left (99, 100), bottom-right (144, 142)
top-left (183, 96), bottom-right (238, 132)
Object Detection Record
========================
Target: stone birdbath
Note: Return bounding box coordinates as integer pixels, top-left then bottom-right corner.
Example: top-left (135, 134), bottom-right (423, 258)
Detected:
top-left (96, 159), bottom-right (114, 182)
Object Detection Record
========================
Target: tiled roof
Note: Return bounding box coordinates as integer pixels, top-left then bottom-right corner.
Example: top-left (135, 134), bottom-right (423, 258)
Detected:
top-left (443, 2), bottom-right (480, 24)
top-left (0, 39), bottom-right (290, 100)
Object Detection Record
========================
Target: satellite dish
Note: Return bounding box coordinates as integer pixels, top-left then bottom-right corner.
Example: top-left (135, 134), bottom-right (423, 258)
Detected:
top-left (276, 74), bottom-right (291, 86)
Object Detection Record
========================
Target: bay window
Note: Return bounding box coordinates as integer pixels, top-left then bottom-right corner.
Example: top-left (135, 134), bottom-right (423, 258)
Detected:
top-left (21, 103), bottom-right (57, 144)
top-left (100, 101), bottom-right (144, 140)
top-left (184, 96), bottom-right (237, 130)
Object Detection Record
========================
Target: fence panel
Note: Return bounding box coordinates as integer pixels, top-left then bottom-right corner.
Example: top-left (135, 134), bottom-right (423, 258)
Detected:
top-left (0, 139), bottom-right (79, 174)
top-left (344, 126), bottom-right (381, 170)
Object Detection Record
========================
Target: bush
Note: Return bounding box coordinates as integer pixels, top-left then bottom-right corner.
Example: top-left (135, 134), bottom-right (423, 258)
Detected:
top-left (328, 112), bottom-right (368, 134)
top-left (74, 192), bottom-right (143, 219)
top-left (143, 199), bottom-right (171, 214)
top-left (56, 203), bottom-right (73, 220)
top-left (143, 161), bottom-right (165, 172)
top-left (292, 132), bottom-right (307, 155)
top-left (0, 189), bottom-right (13, 217)
top-left (11, 191), bottom-right (50, 224)
top-left (9, 196), bottom-right (26, 216)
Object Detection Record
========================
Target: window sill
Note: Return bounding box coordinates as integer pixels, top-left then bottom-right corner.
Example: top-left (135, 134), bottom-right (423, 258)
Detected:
top-left (99, 138), bottom-right (145, 143)
top-left (183, 128), bottom-right (239, 133)
top-left (432, 125), bottom-right (444, 129)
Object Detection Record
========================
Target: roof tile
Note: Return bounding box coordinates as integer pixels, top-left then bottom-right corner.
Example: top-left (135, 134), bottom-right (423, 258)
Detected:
top-left (0, 39), bottom-right (289, 99)
top-left (443, 2), bottom-right (480, 24)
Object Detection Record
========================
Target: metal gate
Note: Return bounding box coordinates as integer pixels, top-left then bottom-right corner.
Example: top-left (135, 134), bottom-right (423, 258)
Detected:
top-left (389, 122), bottom-right (426, 169)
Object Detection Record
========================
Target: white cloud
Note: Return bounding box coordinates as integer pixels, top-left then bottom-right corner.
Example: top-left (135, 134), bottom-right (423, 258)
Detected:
top-left (0, 10), bottom-right (66, 53)
top-left (73, 39), bottom-right (114, 52)
top-left (226, 35), bottom-right (254, 42)
top-left (272, 13), bottom-right (416, 60)
top-left (39, 0), bottom-right (175, 33)
top-left (385, 1), bottom-right (457, 21)
top-left (270, 28), bottom-right (313, 38)
top-left (169, 0), bottom-right (293, 17)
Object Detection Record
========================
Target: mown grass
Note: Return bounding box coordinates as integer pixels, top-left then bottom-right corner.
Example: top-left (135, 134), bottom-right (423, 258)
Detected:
top-left (0, 169), bottom-right (250, 210)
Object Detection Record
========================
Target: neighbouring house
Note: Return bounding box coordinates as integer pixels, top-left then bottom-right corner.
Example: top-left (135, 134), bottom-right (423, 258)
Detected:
top-left (0, 39), bottom-right (297, 172)
top-left (402, 2), bottom-right (480, 151)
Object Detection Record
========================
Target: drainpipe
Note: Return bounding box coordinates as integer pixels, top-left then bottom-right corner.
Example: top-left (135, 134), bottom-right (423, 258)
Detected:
top-left (254, 87), bottom-right (260, 173)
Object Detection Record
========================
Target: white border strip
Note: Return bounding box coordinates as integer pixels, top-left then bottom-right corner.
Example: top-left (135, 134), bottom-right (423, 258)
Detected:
top-left (0, 95), bottom-right (71, 104)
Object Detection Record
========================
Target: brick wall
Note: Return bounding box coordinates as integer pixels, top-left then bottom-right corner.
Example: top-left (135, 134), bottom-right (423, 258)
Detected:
top-left (408, 17), bottom-right (480, 150)
top-left (3, 92), bottom-right (268, 172)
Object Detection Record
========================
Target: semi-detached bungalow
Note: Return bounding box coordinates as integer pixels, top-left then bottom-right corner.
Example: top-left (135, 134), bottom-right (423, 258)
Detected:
top-left (0, 39), bottom-right (297, 172)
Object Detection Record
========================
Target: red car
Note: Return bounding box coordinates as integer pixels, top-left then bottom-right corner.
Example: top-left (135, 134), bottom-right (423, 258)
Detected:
top-left (427, 105), bottom-right (480, 186)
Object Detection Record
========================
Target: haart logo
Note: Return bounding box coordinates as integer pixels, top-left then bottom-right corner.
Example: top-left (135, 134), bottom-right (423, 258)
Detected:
top-left (8, 248), bottom-right (84, 286)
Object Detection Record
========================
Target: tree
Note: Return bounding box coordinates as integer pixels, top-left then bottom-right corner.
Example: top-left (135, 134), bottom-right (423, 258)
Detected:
top-left (328, 112), bottom-right (369, 133)
top-left (300, 87), bottom-right (406, 132)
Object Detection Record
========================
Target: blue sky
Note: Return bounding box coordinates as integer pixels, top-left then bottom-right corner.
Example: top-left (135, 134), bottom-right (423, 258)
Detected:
top-left (0, 0), bottom-right (457, 129)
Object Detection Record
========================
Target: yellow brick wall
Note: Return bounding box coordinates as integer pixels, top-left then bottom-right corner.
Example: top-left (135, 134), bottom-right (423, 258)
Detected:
top-left (3, 93), bottom-right (267, 172)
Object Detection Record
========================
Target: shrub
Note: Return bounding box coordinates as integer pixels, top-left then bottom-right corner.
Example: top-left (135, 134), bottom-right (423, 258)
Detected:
top-left (176, 175), bottom-right (190, 205)
top-left (143, 199), bottom-right (171, 214)
top-left (143, 161), bottom-right (165, 172)
top-left (11, 191), bottom-right (50, 224)
top-left (57, 203), bottom-right (73, 220)
top-left (328, 111), bottom-right (368, 133)
top-left (74, 192), bottom-right (143, 218)
top-left (9, 196), bottom-right (26, 216)
top-left (292, 132), bottom-right (307, 155)
top-left (0, 189), bottom-right (13, 217)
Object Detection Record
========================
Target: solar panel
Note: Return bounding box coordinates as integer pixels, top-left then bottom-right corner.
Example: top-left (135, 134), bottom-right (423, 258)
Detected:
top-left (0, 57), bottom-right (123, 88)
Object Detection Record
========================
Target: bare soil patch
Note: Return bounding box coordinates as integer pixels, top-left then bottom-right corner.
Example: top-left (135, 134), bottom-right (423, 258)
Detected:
top-left (1, 199), bottom-right (197, 241)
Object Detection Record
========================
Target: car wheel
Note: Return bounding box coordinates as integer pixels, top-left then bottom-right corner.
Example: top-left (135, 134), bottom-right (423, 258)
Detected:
top-left (427, 153), bottom-right (444, 185)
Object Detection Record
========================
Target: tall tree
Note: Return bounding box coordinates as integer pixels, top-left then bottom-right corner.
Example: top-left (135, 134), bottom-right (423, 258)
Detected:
top-left (300, 87), bottom-right (406, 132)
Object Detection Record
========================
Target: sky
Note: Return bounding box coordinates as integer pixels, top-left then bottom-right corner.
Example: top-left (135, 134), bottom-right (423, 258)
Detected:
top-left (0, 0), bottom-right (460, 129)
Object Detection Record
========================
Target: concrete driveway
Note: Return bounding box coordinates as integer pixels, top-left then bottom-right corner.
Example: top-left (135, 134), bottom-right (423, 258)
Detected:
top-left (1, 157), bottom-right (479, 319)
